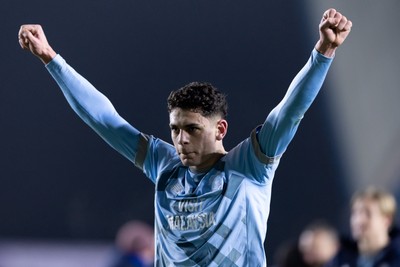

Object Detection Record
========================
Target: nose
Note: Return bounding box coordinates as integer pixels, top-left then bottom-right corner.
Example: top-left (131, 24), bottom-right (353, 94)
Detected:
top-left (177, 130), bottom-right (189, 145)
top-left (351, 211), bottom-right (367, 229)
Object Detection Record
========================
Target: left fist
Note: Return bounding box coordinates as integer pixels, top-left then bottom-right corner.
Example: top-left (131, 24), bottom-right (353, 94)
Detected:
top-left (319, 8), bottom-right (352, 49)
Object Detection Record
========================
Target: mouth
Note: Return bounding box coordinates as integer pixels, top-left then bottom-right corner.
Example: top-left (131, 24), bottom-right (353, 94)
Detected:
top-left (179, 150), bottom-right (194, 155)
top-left (179, 151), bottom-right (196, 159)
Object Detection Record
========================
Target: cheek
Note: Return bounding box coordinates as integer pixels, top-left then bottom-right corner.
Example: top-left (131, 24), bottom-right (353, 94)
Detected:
top-left (172, 135), bottom-right (178, 144)
top-left (351, 213), bottom-right (366, 229)
top-left (372, 216), bottom-right (389, 230)
top-left (170, 135), bottom-right (178, 147)
top-left (202, 135), bottom-right (217, 150)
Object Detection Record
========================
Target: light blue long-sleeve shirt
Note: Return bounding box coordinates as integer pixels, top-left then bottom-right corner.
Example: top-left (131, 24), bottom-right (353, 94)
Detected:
top-left (46, 49), bottom-right (333, 266)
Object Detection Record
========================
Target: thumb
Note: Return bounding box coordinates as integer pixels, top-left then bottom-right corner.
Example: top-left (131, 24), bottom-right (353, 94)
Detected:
top-left (23, 31), bottom-right (38, 47)
top-left (320, 17), bottom-right (339, 31)
top-left (19, 30), bottom-right (34, 49)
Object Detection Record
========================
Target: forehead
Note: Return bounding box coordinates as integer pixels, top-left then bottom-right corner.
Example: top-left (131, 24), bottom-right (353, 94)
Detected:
top-left (352, 198), bottom-right (381, 213)
top-left (169, 108), bottom-right (209, 125)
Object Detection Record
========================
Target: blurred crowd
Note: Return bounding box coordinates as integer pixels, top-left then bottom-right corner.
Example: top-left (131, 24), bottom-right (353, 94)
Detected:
top-left (104, 186), bottom-right (400, 267)
top-left (273, 186), bottom-right (400, 267)
top-left (103, 186), bottom-right (400, 267)
top-left (102, 187), bottom-right (400, 267)
top-left (105, 220), bottom-right (155, 267)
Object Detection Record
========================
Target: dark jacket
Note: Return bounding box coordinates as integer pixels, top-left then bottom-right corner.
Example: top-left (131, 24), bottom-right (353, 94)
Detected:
top-left (325, 228), bottom-right (400, 267)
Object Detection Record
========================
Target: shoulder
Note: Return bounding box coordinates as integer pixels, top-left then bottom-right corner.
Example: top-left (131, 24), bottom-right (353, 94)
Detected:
top-left (227, 126), bottom-right (281, 166)
top-left (138, 134), bottom-right (179, 182)
top-left (385, 227), bottom-right (400, 259)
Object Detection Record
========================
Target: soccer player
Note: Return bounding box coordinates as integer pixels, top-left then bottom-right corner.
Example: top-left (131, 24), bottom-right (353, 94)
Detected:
top-left (18, 8), bottom-right (352, 266)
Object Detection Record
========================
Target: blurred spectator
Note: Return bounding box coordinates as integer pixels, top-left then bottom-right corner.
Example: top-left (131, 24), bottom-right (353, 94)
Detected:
top-left (106, 220), bottom-right (154, 267)
top-left (273, 239), bottom-right (307, 267)
top-left (298, 221), bottom-right (339, 267)
top-left (273, 220), bottom-right (338, 267)
top-left (326, 186), bottom-right (400, 267)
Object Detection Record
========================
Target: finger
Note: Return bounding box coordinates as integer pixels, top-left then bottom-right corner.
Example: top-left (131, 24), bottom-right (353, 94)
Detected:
top-left (323, 8), bottom-right (337, 20)
top-left (18, 26), bottom-right (30, 41)
top-left (343, 20), bottom-right (353, 32)
top-left (21, 30), bottom-right (38, 49)
top-left (18, 31), bottom-right (30, 49)
top-left (321, 8), bottom-right (341, 27)
top-left (320, 17), bottom-right (338, 31)
top-left (337, 15), bottom-right (348, 31)
top-left (19, 25), bottom-right (33, 37)
top-left (18, 38), bottom-right (27, 49)
top-left (332, 12), bottom-right (343, 27)
top-left (24, 30), bottom-right (36, 42)
top-left (18, 26), bottom-right (26, 43)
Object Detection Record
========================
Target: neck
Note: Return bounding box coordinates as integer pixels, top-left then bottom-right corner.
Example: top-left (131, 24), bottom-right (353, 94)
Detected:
top-left (189, 150), bottom-right (227, 173)
top-left (358, 234), bottom-right (389, 256)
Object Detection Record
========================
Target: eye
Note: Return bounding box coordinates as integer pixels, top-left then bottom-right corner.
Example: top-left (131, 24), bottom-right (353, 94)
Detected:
top-left (170, 126), bottom-right (179, 135)
top-left (187, 126), bottom-right (199, 133)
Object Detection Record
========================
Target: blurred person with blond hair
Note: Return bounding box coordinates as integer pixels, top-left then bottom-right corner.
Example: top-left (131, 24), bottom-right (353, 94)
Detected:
top-left (326, 186), bottom-right (400, 267)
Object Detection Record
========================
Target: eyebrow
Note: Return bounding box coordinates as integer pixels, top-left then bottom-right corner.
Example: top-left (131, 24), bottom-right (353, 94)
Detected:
top-left (169, 123), bottom-right (202, 128)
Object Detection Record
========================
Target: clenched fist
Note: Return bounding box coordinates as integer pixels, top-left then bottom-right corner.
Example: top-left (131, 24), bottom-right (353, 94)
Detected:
top-left (316, 8), bottom-right (352, 57)
top-left (18, 24), bottom-right (57, 64)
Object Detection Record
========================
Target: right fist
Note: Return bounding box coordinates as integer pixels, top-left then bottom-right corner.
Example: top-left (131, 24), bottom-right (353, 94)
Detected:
top-left (18, 24), bottom-right (56, 64)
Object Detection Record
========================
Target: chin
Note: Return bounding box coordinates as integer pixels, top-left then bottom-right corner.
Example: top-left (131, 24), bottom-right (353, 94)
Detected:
top-left (180, 158), bottom-right (194, 166)
top-left (351, 231), bottom-right (365, 241)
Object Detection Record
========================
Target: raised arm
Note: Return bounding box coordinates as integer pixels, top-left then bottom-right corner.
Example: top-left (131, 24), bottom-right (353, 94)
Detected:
top-left (18, 25), bottom-right (141, 163)
top-left (258, 8), bottom-right (352, 158)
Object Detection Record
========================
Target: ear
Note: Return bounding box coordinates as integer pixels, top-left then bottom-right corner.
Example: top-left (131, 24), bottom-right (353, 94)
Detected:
top-left (385, 215), bottom-right (394, 230)
top-left (216, 119), bottom-right (228, 141)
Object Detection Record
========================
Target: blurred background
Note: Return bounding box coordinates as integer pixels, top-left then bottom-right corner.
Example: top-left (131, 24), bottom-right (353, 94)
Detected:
top-left (1, 0), bottom-right (399, 266)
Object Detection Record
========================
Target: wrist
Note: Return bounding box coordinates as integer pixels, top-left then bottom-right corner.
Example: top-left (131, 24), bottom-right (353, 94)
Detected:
top-left (39, 47), bottom-right (57, 64)
top-left (315, 40), bottom-right (337, 58)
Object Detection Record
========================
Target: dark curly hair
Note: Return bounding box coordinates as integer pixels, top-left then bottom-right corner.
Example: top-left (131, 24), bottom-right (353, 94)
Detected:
top-left (167, 82), bottom-right (228, 119)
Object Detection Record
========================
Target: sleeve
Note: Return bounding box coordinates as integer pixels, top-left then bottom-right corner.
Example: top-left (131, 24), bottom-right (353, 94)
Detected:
top-left (257, 49), bottom-right (334, 159)
top-left (45, 55), bottom-right (141, 164)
